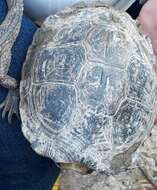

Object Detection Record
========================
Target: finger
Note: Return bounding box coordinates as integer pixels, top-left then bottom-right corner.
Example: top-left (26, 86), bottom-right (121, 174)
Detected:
top-left (150, 35), bottom-right (157, 56)
top-left (137, 14), bottom-right (155, 36)
top-left (144, 29), bottom-right (157, 58)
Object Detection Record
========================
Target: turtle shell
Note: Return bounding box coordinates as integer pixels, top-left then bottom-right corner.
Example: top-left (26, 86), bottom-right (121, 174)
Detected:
top-left (20, 4), bottom-right (157, 173)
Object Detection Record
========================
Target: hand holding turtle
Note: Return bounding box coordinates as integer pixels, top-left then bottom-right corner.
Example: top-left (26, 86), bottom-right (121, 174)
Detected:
top-left (138, 0), bottom-right (157, 57)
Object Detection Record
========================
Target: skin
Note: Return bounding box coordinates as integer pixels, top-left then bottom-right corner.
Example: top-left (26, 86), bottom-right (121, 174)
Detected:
top-left (138, 0), bottom-right (157, 126)
top-left (0, 0), bottom-right (23, 123)
top-left (139, 3), bottom-right (157, 189)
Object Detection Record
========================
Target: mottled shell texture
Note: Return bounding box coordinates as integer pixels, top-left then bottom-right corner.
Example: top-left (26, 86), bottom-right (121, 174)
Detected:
top-left (20, 4), bottom-right (157, 173)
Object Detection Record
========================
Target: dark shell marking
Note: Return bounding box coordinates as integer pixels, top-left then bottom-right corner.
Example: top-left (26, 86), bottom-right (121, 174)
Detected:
top-left (20, 5), bottom-right (157, 174)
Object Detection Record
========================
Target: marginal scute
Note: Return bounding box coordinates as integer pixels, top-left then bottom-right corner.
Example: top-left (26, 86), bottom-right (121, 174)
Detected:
top-left (113, 100), bottom-right (151, 147)
top-left (127, 56), bottom-right (157, 109)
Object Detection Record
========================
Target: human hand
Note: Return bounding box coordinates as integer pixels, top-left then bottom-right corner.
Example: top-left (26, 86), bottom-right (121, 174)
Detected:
top-left (138, 0), bottom-right (157, 57)
top-left (138, 0), bottom-right (157, 125)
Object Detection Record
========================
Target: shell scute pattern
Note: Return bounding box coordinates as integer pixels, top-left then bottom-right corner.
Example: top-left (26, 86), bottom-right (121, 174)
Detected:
top-left (54, 21), bottom-right (91, 45)
top-left (36, 84), bottom-right (76, 130)
top-left (85, 27), bottom-right (130, 69)
top-left (127, 56), bottom-right (157, 109)
top-left (20, 5), bottom-right (157, 173)
top-left (78, 64), bottom-right (126, 115)
top-left (33, 45), bottom-right (86, 83)
top-left (112, 100), bottom-right (151, 147)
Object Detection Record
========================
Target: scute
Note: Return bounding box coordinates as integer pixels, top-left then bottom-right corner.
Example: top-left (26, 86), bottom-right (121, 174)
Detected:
top-left (127, 56), bottom-right (157, 109)
top-left (42, 84), bottom-right (76, 128)
top-left (78, 63), bottom-right (126, 115)
top-left (31, 84), bottom-right (76, 131)
top-left (33, 45), bottom-right (86, 83)
top-left (113, 99), bottom-right (152, 147)
top-left (86, 26), bottom-right (130, 68)
top-left (54, 21), bottom-right (91, 45)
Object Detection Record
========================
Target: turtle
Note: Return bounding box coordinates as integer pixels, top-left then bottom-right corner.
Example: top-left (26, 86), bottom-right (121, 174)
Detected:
top-left (19, 1), bottom-right (157, 174)
top-left (0, 0), bottom-right (23, 122)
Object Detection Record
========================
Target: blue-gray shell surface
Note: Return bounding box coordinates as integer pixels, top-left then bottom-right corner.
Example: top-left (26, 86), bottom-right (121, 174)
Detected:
top-left (20, 4), bottom-right (157, 173)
